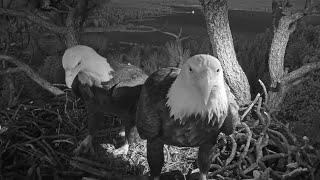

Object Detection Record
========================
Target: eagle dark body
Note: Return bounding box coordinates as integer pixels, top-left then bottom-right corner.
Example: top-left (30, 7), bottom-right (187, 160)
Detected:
top-left (71, 61), bottom-right (147, 152)
top-left (136, 67), bottom-right (239, 179)
top-left (71, 61), bottom-right (147, 115)
top-left (137, 67), bottom-right (239, 146)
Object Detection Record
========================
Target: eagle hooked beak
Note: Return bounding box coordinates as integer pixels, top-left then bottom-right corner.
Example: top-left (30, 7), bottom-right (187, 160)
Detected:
top-left (199, 69), bottom-right (214, 106)
top-left (65, 66), bottom-right (81, 88)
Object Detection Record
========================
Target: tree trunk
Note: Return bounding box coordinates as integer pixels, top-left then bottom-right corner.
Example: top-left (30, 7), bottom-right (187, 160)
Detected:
top-left (64, 4), bottom-right (81, 47)
top-left (267, 15), bottom-right (295, 111)
top-left (267, 0), bottom-right (320, 112)
top-left (199, 0), bottom-right (251, 106)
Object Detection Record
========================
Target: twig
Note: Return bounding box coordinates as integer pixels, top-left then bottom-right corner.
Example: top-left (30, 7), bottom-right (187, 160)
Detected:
top-left (11, 104), bottom-right (23, 120)
top-left (35, 140), bottom-right (57, 166)
top-left (258, 79), bottom-right (268, 105)
top-left (282, 167), bottom-right (309, 179)
top-left (243, 163), bottom-right (258, 175)
top-left (255, 97), bottom-right (265, 125)
top-left (41, 140), bottom-right (63, 168)
top-left (225, 135), bottom-right (237, 166)
top-left (72, 157), bottom-right (110, 169)
top-left (8, 134), bottom-right (74, 149)
top-left (239, 122), bottom-right (252, 160)
top-left (209, 162), bottom-right (238, 177)
top-left (268, 128), bottom-right (291, 167)
top-left (23, 104), bottom-right (63, 122)
top-left (262, 111), bottom-right (271, 135)
top-left (210, 164), bottom-right (222, 169)
top-left (255, 135), bottom-right (265, 163)
top-left (241, 93), bottom-right (260, 121)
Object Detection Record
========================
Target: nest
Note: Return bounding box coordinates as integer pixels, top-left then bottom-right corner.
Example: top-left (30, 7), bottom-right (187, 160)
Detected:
top-left (0, 90), bottom-right (319, 180)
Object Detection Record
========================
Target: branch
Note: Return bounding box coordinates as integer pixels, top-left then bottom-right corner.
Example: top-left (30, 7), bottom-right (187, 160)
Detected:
top-left (273, 0), bottom-right (320, 27)
top-left (137, 26), bottom-right (190, 41)
top-left (0, 55), bottom-right (65, 96)
top-left (269, 0), bottom-right (320, 88)
top-left (45, 6), bottom-right (69, 14)
top-left (0, 8), bottom-right (68, 34)
top-left (0, 67), bottom-right (23, 75)
top-left (282, 62), bottom-right (320, 84)
top-left (287, 0), bottom-right (320, 21)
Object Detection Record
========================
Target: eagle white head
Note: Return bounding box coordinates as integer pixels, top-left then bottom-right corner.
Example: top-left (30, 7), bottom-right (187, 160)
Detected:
top-left (62, 45), bottom-right (114, 88)
top-left (166, 54), bottom-right (229, 125)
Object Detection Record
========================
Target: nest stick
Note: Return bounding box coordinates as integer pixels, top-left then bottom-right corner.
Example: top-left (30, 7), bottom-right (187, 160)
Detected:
top-left (225, 135), bottom-right (237, 166)
top-left (241, 93), bottom-right (260, 121)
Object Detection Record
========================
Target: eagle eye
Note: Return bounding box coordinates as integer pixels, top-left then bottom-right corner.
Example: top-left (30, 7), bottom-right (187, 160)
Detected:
top-left (217, 69), bottom-right (220, 72)
top-left (189, 67), bottom-right (192, 72)
top-left (77, 62), bottom-right (81, 66)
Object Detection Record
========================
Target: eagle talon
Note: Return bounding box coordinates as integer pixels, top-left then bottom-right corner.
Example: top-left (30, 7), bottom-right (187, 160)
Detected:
top-left (74, 135), bottom-right (95, 156)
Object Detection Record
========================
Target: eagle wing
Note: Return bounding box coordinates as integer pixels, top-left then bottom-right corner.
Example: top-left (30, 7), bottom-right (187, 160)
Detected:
top-left (219, 84), bottom-right (240, 136)
top-left (101, 64), bottom-right (148, 99)
top-left (102, 63), bottom-right (147, 88)
top-left (136, 67), bottom-right (180, 139)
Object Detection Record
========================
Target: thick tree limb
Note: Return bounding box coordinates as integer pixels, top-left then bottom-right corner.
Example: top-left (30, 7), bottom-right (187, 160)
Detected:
top-left (267, 0), bottom-right (320, 111)
top-left (199, 0), bottom-right (251, 106)
top-left (282, 62), bottom-right (320, 84)
top-left (0, 55), bottom-right (65, 96)
top-left (269, 0), bottom-right (320, 88)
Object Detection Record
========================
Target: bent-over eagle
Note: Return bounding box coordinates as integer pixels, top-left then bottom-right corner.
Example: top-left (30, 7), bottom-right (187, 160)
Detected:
top-left (62, 45), bottom-right (147, 156)
top-left (136, 54), bottom-right (240, 180)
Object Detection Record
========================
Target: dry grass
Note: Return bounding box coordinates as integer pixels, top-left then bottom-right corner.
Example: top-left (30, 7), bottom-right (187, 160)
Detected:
top-left (1, 90), bottom-right (320, 180)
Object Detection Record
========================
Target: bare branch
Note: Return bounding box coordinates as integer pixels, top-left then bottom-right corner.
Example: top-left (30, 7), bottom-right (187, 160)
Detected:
top-left (258, 79), bottom-right (268, 105)
top-left (0, 55), bottom-right (65, 96)
top-left (45, 6), bottom-right (69, 14)
top-left (284, 77), bottom-right (308, 92)
top-left (282, 62), bottom-right (320, 84)
top-left (0, 8), bottom-right (68, 34)
top-left (241, 93), bottom-right (260, 121)
top-left (0, 67), bottom-right (23, 75)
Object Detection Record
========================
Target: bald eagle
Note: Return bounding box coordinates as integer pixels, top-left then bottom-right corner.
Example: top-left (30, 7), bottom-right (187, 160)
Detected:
top-left (62, 45), bottom-right (147, 156)
top-left (136, 54), bottom-right (240, 180)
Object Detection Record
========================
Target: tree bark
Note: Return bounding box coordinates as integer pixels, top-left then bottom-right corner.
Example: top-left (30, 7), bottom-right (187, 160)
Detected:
top-left (267, 0), bottom-right (320, 111)
top-left (199, 0), bottom-right (251, 106)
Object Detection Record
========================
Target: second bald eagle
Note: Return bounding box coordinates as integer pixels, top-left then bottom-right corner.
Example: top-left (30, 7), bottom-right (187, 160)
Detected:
top-left (136, 54), bottom-right (240, 180)
top-left (62, 45), bottom-right (147, 156)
